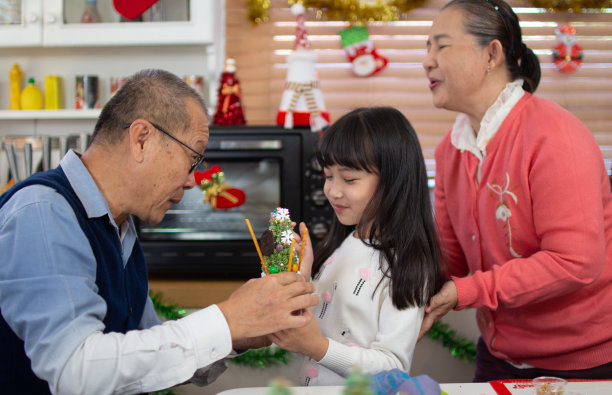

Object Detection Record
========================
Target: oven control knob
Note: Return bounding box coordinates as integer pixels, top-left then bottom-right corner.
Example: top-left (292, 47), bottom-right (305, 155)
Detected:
top-left (311, 222), bottom-right (328, 239)
top-left (310, 155), bottom-right (322, 172)
top-left (310, 189), bottom-right (327, 206)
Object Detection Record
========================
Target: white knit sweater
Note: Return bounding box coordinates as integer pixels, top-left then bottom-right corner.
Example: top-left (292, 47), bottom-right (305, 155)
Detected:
top-left (298, 232), bottom-right (423, 386)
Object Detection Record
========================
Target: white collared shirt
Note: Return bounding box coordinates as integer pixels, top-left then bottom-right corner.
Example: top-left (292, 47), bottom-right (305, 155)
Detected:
top-left (450, 80), bottom-right (525, 182)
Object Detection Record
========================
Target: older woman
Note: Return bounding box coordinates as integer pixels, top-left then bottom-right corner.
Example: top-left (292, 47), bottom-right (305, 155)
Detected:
top-left (421, 0), bottom-right (612, 382)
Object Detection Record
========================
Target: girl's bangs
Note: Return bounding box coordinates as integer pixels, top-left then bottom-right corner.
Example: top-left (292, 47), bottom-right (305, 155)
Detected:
top-left (316, 126), bottom-right (376, 172)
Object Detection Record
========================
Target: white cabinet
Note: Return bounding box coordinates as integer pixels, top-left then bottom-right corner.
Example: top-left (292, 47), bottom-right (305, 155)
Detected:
top-left (0, 0), bottom-right (215, 47)
top-left (0, 0), bottom-right (224, 136)
top-left (0, 0), bottom-right (43, 46)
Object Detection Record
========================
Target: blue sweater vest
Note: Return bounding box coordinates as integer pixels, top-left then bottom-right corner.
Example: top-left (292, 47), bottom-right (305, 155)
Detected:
top-left (0, 167), bottom-right (149, 393)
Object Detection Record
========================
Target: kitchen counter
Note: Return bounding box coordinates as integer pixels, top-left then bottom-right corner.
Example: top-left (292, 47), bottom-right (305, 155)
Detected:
top-left (148, 279), bottom-right (243, 308)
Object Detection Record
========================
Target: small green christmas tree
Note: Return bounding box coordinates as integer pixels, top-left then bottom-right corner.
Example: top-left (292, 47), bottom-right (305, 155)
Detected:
top-left (343, 368), bottom-right (374, 395)
top-left (260, 207), bottom-right (298, 274)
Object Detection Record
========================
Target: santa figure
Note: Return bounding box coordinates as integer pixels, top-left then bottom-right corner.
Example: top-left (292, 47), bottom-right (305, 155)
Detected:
top-left (553, 24), bottom-right (584, 74)
top-left (276, 3), bottom-right (330, 133)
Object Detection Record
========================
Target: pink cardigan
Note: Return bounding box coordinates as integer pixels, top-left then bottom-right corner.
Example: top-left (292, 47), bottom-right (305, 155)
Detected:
top-left (434, 92), bottom-right (612, 370)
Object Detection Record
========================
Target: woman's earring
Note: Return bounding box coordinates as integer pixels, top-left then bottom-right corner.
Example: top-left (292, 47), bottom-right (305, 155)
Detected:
top-left (487, 64), bottom-right (491, 73)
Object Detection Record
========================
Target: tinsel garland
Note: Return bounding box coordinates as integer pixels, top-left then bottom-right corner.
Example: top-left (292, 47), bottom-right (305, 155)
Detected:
top-left (246, 0), bottom-right (610, 26)
top-left (427, 321), bottom-right (476, 362)
top-left (231, 346), bottom-right (294, 368)
top-left (246, 0), bottom-right (271, 25)
top-left (246, 0), bottom-right (427, 25)
top-left (150, 291), bottom-right (187, 320)
top-left (525, 0), bottom-right (610, 12)
top-left (151, 291), bottom-right (476, 369)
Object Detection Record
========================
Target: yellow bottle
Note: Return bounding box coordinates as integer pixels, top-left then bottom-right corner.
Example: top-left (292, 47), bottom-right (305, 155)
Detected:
top-left (44, 75), bottom-right (63, 110)
top-left (9, 63), bottom-right (22, 110)
top-left (21, 77), bottom-right (44, 110)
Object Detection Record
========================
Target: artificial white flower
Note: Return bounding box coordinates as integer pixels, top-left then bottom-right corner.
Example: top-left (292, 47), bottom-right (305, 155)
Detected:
top-left (281, 229), bottom-right (294, 244)
top-left (274, 207), bottom-right (290, 221)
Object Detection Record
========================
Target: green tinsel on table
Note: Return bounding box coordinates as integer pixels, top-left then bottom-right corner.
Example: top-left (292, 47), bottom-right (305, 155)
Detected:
top-left (231, 346), bottom-right (293, 368)
top-left (427, 322), bottom-right (476, 362)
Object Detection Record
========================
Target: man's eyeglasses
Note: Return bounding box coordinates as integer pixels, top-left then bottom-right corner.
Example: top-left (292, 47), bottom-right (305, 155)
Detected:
top-left (122, 121), bottom-right (206, 173)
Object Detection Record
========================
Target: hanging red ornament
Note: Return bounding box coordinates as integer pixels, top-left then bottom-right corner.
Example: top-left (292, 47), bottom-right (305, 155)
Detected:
top-left (212, 58), bottom-right (246, 125)
top-left (552, 24), bottom-right (583, 74)
top-left (194, 165), bottom-right (246, 210)
top-left (112, 0), bottom-right (158, 20)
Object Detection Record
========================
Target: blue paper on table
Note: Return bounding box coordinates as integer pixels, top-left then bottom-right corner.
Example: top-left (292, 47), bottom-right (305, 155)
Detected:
top-left (371, 369), bottom-right (441, 395)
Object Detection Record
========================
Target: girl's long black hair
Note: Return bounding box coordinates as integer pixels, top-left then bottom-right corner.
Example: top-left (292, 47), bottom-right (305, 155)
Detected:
top-left (313, 107), bottom-right (445, 309)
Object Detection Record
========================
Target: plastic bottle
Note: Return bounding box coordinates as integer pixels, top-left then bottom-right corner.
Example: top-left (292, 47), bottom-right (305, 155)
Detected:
top-left (81, 0), bottom-right (101, 23)
top-left (9, 63), bottom-right (22, 110)
top-left (20, 78), bottom-right (44, 110)
top-left (44, 75), bottom-right (63, 110)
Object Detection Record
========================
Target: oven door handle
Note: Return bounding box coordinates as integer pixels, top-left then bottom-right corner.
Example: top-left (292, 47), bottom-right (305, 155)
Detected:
top-left (208, 140), bottom-right (283, 150)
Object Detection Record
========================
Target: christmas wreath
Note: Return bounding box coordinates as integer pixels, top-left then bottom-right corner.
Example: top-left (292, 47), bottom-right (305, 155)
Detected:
top-left (246, 0), bottom-right (428, 25)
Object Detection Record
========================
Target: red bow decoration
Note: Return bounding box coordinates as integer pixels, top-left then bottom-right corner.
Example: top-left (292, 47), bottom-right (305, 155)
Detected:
top-left (194, 165), bottom-right (246, 210)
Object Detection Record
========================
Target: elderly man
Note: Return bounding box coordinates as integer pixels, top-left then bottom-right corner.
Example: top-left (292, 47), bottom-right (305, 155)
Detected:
top-left (0, 69), bottom-right (317, 394)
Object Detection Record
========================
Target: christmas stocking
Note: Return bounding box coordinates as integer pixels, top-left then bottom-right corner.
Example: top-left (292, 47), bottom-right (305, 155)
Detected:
top-left (339, 25), bottom-right (388, 77)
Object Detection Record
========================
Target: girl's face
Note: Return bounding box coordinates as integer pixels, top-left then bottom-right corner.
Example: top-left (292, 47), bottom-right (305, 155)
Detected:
top-left (323, 164), bottom-right (379, 232)
top-left (422, 7), bottom-right (490, 114)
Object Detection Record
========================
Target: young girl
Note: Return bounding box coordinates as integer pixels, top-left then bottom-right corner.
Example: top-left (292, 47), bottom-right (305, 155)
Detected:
top-left (270, 106), bottom-right (445, 386)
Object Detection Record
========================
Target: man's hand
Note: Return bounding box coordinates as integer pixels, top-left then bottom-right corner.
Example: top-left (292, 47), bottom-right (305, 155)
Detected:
top-left (418, 280), bottom-right (458, 341)
top-left (217, 272), bottom-right (318, 340)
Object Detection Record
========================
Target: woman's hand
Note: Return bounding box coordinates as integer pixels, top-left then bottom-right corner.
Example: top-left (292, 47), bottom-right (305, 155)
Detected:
top-left (268, 309), bottom-right (328, 361)
top-left (418, 280), bottom-right (458, 341)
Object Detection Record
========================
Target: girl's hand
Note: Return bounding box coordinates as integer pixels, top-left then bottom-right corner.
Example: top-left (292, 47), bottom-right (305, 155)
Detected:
top-left (268, 309), bottom-right (328, 361)
top-left (295, 222), bottom-right (314, 279)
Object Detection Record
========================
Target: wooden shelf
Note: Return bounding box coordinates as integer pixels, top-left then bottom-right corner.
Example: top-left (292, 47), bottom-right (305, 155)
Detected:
top-left (0, 109), bottom-right (100, 120)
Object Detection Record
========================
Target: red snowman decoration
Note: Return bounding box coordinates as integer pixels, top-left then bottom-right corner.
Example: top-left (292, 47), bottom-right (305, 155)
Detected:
top-left (553, 24), bottom-right (583, 74)
top-left (194, 165), bottom-right (246, 210)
